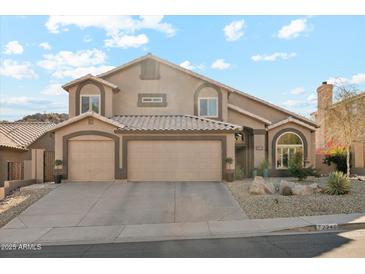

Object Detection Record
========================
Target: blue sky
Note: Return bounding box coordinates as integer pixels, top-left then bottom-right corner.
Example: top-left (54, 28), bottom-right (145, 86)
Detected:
top-left (1, 15), bottom-right (365, 121)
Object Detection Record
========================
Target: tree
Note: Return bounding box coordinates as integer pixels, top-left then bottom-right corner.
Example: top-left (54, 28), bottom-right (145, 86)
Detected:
top-left (325, 83), bottom-right (365, 177)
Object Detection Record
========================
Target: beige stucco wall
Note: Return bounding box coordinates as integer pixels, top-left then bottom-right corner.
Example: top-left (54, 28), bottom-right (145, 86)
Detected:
top-left (253, 134), bottom-right (266, 168)
top-left (54, 117), bottom-right (121, 168)
top-left (268, 122), bottom-right (316, 173)
top-left (101, 62), bottom-right (229, 121)
top-left (227, 109), bottom-right (266, 129)
top-left (229, 93), bottom-right (295, 124)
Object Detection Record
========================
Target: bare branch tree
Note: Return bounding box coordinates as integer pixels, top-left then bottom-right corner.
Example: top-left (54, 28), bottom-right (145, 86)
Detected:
top-left (325, 82), bottom-right (365, 177)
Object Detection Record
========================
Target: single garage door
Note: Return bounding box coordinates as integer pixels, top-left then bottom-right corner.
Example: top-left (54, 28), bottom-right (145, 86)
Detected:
top-left (127, 140), bottom-right (222, 181)
top-left (68, 139), bottom-right (114, 181)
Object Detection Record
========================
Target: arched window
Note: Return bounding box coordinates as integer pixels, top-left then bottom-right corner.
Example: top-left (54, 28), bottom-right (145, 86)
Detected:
top-left (276, 132), bottom-right (303, 169)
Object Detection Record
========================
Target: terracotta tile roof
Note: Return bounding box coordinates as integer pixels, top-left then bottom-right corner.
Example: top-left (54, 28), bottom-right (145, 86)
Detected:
top-left (112, 115), bottom-right (241, 132)
top-left (0, 122), bottom-right (55, 150)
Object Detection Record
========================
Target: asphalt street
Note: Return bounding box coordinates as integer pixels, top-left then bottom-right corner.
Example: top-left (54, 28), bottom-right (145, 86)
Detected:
top-left (1, 230), bottom-right (365, 258)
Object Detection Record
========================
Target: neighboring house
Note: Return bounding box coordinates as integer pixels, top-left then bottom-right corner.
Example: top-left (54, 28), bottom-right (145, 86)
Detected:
top-left (312, 82), bottom-right (365, 174)
top-left (0, 122), bottom-right (55, 182)
top-left (51, 53), bottom-right (318, 182)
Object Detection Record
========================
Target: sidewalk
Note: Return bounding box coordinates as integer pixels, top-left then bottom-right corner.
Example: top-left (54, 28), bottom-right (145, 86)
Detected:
top-left (1, 213), bottom-right (365, 246)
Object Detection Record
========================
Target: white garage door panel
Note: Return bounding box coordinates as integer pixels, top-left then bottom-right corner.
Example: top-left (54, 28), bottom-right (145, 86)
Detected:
top-left (128, 140), bottom-right (222, 181)
top-left (68, 140), bottom-right (114, 181)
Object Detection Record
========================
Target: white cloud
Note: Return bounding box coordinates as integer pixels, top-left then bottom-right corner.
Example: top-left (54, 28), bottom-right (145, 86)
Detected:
top-left (45, 16), bottom-right (176, 48)
top-left (38, 49), bottom-right (106, 70)
top-left (282, 99), bottom-right (302, 107)
top-left (41, 83), bottom-right (67, 96)
top-left (251, 52), bottom-right (296, 62)
top-left (179, 60), bottom-right (205, 71)
top-left (277, 18), bottom-right (311, 39)
top-left (211, 59), bottom-right (231, 70)
top-left (3, 41), bottom-right (24, 55)
top-left (290, 87), bottom-right (305, 95)
top-left (104, 34), bottom-right (148, 49)
top-left (307, 93), bottom-right (317, 104)
top-left (0, 96), bottom-right (51, 106)
top-left (0, 59), bottom-right (38, 80)
top-left (328, 73), bottom-right (365, 85)
top-left (39, 42), bottom-right (52, 50)
top-left (180, 60), bottom-right (195, 70)
top-left (51, 65), bottom-right (115, 79)
top-left (224, 20), bottom-right (245, 41)
top-left (37, 49), bottom-right (114, 79)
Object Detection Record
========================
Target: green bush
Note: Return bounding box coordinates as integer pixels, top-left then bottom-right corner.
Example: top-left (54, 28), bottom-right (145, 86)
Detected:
top-left (235, 165), bottom-right (244, 180)
top-left (281, 186), bottom-right (293, 196)
top-left (324, 171), bottom-right (350, 195)
top-left (288, 152), bottom-right (319, 180)
top-left (288, 152), bottom-right (307, 180)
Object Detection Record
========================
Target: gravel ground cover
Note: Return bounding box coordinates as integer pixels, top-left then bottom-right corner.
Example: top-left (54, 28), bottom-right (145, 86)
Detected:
top-left (0, 184), bottom-right (54, 228)
top-left (227, 177), bottom-right (365, 219)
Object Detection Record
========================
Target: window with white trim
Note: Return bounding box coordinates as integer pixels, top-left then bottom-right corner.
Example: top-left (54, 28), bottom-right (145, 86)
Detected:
top-left (199, 97), bottom-right (218, 118)
top-left (80, 95), bottom-right (100, 114)
top-left (276, 132), bottom-right (304, 169)
top-left (141, 96), bottom-right (163, 103)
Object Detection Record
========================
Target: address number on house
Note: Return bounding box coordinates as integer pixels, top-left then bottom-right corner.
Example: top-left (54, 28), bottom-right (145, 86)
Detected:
top-left (316, 224), bottom-right (338, 231)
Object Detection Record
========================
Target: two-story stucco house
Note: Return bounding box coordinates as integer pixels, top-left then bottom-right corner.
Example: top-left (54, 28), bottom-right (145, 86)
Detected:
top-left (51, 54), bottom-right (318, 182)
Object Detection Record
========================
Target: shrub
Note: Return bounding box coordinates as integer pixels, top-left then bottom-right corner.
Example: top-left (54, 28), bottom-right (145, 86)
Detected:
top-left (288, 152), bottom-right (307, 180)
top-left (288, 152), bottom-right (319, 180)
top-left (235, 165), bottom-right (244, 180)
top-left (318, 141), bottom-right (348, 173)
top-left (324, 171), bottom-right (350, 195)
top-left (281, 186), bottom-right (293, 196)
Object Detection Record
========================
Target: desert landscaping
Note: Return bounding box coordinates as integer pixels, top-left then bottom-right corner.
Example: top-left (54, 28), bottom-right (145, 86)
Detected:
top-left (227, 176), bottom-right (365, 219)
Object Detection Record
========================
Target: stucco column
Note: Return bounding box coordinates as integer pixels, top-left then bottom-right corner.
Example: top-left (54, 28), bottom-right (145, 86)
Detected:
top-left (253, 129), bottom-right (266, 168)
top-left (351, 142), bottom-right (364, 168)
top-left (31, 149), bottom-right (44, 183)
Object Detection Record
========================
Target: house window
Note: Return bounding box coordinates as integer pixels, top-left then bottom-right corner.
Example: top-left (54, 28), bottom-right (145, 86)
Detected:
top-left (276, 132), bottom-right (304, 169)
top-left (80, 95), bottom-right (100, 114)
top-left (199, 98), bottom-right (218, 118)
top-left (141, 96), bottom-right (163, 103)
top-left (138, 93), bottom-right (167, 107)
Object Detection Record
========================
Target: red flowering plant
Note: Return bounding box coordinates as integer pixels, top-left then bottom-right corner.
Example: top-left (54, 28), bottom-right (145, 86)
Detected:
top-left (317, 140), bottom-right (347, 173)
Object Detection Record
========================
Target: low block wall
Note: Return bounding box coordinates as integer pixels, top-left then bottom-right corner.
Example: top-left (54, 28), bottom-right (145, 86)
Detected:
top-left (0, 179), bottom-right (37, 200)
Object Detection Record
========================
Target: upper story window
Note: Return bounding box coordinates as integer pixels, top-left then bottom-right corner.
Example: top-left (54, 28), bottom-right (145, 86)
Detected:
top-left (138, 93), bottom-right (167, 107)
top-left (276, 132), bottom-right (303, 169)
top-left (81, 95), bottom-right (100, 114)
top-left (141, 96), bottom-right (163, 103)
top-left (199, 97), bottom-right (218, 118)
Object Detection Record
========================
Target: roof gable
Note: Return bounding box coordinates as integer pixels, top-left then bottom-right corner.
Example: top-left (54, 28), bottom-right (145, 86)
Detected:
top-left (50, 111), bottom-right (123, 132)
top-left (63, 53), bottom-right (318, 128)
top-left (267, 117), bottom-right (317, 131)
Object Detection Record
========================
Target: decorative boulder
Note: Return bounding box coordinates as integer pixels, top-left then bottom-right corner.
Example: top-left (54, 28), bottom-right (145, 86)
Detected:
top-left (249, 176), bottom-right (275, 195)
top-left (279, 180), bottom-right (295, 195)
top-left (292, 183), bottom-right (322, 196)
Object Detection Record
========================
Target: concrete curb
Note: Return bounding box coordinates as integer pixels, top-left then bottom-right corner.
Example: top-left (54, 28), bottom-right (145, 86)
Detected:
top-left (1, 213), bottom-right (365, 246)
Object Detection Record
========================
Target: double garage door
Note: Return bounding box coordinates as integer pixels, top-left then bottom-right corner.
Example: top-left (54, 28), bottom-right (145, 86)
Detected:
top-left (68, 139), bottom-right (222, 181)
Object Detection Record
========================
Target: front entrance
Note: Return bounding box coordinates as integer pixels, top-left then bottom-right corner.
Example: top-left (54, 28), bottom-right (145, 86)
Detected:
top-left (235, 128), bottom-right (254, 178)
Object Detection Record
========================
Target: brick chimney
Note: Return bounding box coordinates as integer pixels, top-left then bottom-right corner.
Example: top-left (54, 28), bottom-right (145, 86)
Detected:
top-left (317, 81), bottom-right (333, 110)
top-left (315, 81), bottom-right (334, 148)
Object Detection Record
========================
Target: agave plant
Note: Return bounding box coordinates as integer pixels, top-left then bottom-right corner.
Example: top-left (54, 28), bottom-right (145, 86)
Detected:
top-left (324, 171), bottom-right (350, 195)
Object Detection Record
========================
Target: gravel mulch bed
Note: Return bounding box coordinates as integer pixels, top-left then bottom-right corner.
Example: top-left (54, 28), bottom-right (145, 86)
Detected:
top-left (226, 177), bottom-right (365, 219)
top-left (0, 185), bottom-right (53, 228)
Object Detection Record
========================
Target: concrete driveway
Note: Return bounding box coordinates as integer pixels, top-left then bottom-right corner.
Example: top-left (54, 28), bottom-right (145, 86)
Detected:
top-left (5, 182), bottom-right (247, 228)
